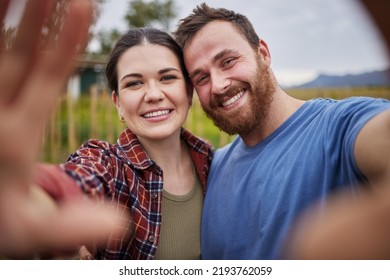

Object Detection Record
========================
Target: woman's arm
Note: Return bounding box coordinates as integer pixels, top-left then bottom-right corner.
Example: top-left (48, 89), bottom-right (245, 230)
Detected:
top-left (0, 0), bottom-right (128, 258)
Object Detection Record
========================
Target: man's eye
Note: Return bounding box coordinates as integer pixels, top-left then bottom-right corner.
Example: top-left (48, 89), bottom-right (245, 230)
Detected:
top-left (196, 74), bottom-right (209, 86)
top-left (222, 57), bottom-right (235, 68)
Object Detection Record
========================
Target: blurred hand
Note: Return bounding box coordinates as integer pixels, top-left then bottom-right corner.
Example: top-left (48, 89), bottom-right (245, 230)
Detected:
top-left (79, 245), bottom-right (95, 260)
top-left (0, 0), bottom-right (129, 258)
top-left (285, 185), bottom-right (390, 259)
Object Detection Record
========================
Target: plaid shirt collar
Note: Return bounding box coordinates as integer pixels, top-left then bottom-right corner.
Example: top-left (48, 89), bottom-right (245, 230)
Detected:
top-left (117, 127), bottom-right (213, 190)
top-left (117, 127), bottom-right (213, 169)
top-left (117, 128), bottom-right (154, 170)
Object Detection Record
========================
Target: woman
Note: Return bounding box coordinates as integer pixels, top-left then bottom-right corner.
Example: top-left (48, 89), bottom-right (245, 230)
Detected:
top-left (35, 28), bottom-right (213, 260)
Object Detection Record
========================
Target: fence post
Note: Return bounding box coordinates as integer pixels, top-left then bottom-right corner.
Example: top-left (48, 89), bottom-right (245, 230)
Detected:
top-left (89, 85), bottom-right (98, 138)
top-left (67, 90), bottom-right (77, 155)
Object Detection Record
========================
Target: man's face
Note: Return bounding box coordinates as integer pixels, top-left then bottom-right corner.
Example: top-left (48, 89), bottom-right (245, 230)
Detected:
top-left (183, 20), bottom-right (275, 135)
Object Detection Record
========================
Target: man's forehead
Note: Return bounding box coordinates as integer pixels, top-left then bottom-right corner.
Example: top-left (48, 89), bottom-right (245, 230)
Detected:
top-left (192, 20), bottom-right (235, 42)
top-left (184, 22), bottom-right (237, 56)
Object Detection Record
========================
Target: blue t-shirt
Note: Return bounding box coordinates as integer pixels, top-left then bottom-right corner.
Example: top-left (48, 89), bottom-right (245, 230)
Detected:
top-left (201, 97), bottom-right (390, 260)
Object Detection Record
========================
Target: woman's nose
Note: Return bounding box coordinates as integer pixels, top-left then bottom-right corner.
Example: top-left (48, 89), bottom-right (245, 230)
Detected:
top-left (144, 82), bottom-right (163, 102)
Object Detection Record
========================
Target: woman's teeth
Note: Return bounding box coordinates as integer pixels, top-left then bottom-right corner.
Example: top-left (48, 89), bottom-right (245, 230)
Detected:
top-left (143, 110), bottom-right (170, 118)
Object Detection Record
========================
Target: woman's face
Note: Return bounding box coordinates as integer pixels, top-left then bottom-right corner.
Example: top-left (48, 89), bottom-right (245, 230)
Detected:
top-left (112, 43), bottom-right (191, 142)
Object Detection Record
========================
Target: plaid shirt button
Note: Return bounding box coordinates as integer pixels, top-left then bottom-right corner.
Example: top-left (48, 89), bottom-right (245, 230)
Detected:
top-left (148, 235), bottom-right (155, 243)
top-left (151, 192), bottom-right (158, 199)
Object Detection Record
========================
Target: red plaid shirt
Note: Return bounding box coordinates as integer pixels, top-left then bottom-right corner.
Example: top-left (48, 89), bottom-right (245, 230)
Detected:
top-left (60, 128), bottom-right (213, 259)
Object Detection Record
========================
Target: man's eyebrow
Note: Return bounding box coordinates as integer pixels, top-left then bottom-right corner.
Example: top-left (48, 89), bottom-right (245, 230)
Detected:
top-left (189, 49), bottom-right (238, 79)
top-left (214, 49), bottom-right (231, 62)
top-left (214, 49), bottom-right (239, 62)
top-left (189, 69), bottom-right (201, 80)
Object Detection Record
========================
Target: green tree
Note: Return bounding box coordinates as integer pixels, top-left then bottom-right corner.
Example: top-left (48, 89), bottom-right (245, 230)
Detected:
top-left (125, 0), bottom-right (177, 30)
top-left (96, 28), bottom-right (122, 55)
top-left (94, 0), bottom-right (177, 55)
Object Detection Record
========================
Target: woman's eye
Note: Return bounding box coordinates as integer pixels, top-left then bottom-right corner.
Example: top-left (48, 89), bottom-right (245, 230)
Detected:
top-left (126, 81), bottom-right (142, 87)
top-left (161, 75), bottom-right (177, 81)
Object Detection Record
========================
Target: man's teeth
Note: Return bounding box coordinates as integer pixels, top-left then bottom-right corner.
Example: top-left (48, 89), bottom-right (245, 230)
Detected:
top-left (144, 110), bottom-right (170, 118)
top-left (222, 90), bottom-right (245, 107)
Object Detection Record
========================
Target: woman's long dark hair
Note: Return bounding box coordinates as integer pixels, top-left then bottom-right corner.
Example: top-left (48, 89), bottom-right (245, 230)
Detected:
top-left (106, 27), bottom-right (190, 95)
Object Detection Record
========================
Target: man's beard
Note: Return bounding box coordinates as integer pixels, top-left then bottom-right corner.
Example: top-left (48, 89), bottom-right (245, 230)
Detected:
top-left (202, 61), bottom-right (275, 135)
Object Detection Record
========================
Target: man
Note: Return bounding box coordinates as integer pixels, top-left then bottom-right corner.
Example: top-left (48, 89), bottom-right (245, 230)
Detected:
top-left (174, 3), bottom-right (390, 259)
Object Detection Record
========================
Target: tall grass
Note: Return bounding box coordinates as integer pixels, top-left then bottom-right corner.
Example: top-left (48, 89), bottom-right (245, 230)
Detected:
top-left (286, 86), bottom-right (390, 100)
top-left (40, 86), bottom-right (390, 163)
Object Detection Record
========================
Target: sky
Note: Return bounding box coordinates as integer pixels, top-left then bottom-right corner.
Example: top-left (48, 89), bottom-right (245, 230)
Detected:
top-left (91, 0), bottom-right (390, 87)
top-left (5, 0), bottom-right (389, 87)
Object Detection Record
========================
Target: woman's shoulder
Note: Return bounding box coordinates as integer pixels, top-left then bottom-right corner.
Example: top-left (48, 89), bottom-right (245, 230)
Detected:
top-left (181, 128), bottom-right (214, 154)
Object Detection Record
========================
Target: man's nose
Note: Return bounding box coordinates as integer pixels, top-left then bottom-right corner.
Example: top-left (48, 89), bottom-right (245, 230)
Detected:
top-left (210, 71), bottom-right (230, 95)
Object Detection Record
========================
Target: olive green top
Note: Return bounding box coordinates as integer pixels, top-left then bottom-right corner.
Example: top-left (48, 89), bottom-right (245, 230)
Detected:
top-left (154, 174), bottom-right (203, 260)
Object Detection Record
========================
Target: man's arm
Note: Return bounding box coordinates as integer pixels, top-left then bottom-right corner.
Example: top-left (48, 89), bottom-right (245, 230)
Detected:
top-left (284, 0), bottom-right (390, 259)
top-left (354, 109), bottom-right (390, 189)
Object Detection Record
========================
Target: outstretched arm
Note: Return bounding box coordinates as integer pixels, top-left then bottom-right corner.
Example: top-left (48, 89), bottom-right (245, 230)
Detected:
top-left (284, 0), bottom-right (390, 259)
top-left (0, 0), bottom-right (128, 258)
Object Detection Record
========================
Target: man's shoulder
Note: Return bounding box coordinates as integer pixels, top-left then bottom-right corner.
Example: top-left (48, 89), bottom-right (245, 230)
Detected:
top-left (305, 97), bottom-right (389, 121)
top-left (319, 96), bottom-right (389, 109)
top-left (215, 136), bottom-right (240, 154)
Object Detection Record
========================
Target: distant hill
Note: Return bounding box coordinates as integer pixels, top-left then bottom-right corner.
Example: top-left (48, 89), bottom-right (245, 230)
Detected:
top-left (292, 68), bottom-right (390, 88)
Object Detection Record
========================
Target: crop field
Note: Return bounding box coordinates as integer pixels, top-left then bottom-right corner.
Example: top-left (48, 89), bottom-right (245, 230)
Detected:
top-left (40, 86), bottom-right (390, 163)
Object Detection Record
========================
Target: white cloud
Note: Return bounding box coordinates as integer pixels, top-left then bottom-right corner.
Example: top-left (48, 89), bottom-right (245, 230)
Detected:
top-left (274, 69), bottom-right (317, 87)
top-left (95, 0), bottom-right (390, 85)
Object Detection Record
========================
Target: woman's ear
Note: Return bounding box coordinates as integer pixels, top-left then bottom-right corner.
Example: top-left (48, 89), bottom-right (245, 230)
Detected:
top-left (111, 90), bottom-right (122, 117)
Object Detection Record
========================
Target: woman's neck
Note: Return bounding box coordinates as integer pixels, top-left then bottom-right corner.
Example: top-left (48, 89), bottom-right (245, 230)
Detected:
top-left (138, 130), bottom-right (195, 195)
top-left (138, 130), bottom-right (182, 166)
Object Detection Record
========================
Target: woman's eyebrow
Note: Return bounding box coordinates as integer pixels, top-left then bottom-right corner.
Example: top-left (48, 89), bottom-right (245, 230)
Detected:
top-left (120, 73), bottom-right (142, 82)
top-left (158, 67), bottom-right (180, 74)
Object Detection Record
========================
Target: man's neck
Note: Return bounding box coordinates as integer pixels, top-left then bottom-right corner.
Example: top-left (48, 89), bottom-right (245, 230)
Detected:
top-left (240, 89), bottom-right (305, 147)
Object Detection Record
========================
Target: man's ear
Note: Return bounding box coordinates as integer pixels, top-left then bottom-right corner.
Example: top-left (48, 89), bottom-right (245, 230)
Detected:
top-left (258, 39), bottom-right (271, 66)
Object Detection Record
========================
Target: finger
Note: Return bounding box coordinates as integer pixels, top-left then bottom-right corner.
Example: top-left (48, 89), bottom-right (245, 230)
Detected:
top-left (41, 200), bottom-right (131, 254)
top-left (47, 0), bottom-right (93, 73)
top-left (285, 189), bottom-right (390, 259)
top-left (6, 0), bottom-right (94, 167)
top-left (20, 0), bottom-right (93, 123)
top-left (0, 196), bottom-right (131, 257)
top-left (0, 0), bottom-right (12, 50)
top-left (0, 0), bottom-right (53, 104)
top-left (12, 0), bottom-right (53, 52)
top-left (0, 184), bottom-right (58, 257)
top-left (0, 0), bottom-right (11, 30)
top-left (79, 245), bottom-right (94, 260)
